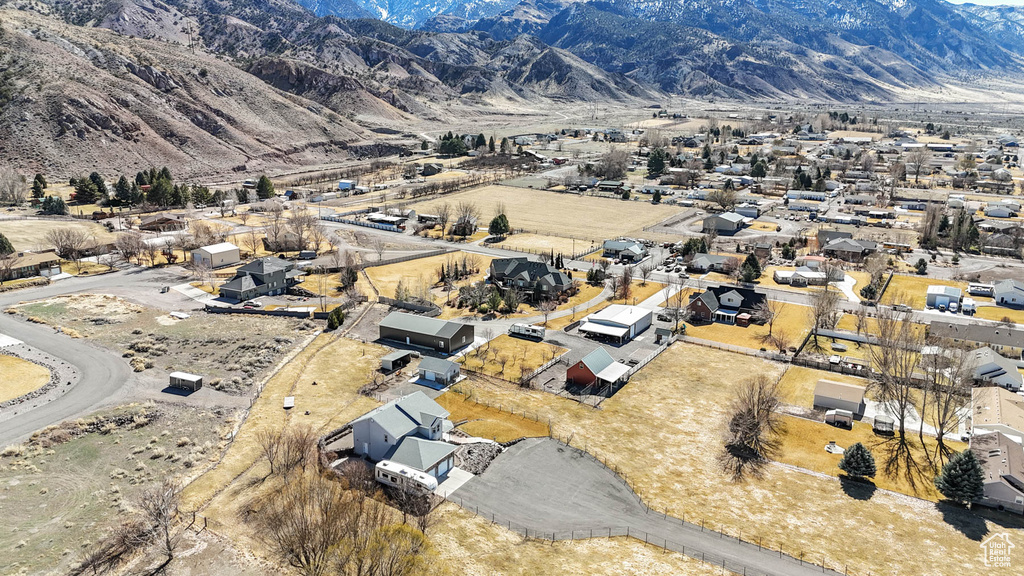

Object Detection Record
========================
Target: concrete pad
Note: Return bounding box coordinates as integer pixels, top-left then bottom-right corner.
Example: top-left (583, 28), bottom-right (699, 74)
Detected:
top-left (0, 333), bottom-right (24, 348)
top-left (435, 466), bottom-right (474, 498)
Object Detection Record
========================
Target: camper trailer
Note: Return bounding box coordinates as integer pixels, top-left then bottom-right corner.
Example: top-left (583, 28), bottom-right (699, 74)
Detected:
top-left (509, 323), bottom-right (545, 340)
top-left (825, 409), bottom-right (853, 428)
top-left (375, 460), bottom-right (438, 493)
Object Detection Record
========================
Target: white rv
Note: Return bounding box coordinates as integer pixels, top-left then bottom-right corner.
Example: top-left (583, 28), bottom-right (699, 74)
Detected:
top-left (375, 460), bottom-right (437, 493)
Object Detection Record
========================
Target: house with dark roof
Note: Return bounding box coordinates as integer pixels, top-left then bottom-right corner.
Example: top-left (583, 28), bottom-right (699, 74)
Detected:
top-left (489, 257), bottom-right (572, 301)
top-left (822, 238), bottom-right (877, 262)
top-left (351, 392), bottom-right (456, 478)
top-left (971, 432), bottom-right (1024, 514)
top-left (218, 256), bottom-right (302, 301)
top-left (139, 213), bottom-right (187, 232)
top-left (687, 285), bottom-right (767, 325)
top-left (930, 321), bottom-right (1024, 360)
top-left (566, 348), bottom-right (630, 389)
top-left (817, 229), bottom-right (853, 247)
top-left (379, 312), bottom-right (475, 353)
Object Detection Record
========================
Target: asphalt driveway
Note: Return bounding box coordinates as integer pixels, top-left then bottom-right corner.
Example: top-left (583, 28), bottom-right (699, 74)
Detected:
top-left (452, 438), bottom-right (843, 576)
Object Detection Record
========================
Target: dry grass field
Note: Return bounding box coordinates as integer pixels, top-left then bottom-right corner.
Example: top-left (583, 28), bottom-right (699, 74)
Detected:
top-left (776, 417), bottom-right (965, 501)
top-left (61, 260), bottom-right (112, 275)
top-left (182, 335), bottom-right (385, 516)
top-left (776, 365), bottom-right (869, 407)
top-left (882, 274), bottom-right (968, 309)
top-left (0, 355), bottom-right (50, 403)
top-left (0, 219), bottom-right (117, 251)
top-left (684, 303), bottom-right (813, 351)
top-left (436, 391), bottom-right (550, 442)
top-left (407, 185), bottom-right (683, 241)
top-left (495, 233), bottom-right (601, 257)
top-left (364, 251), bottom-right (494, 306)
top-left (975, 305), bottom-right (1024, 324)
top-left (834, 313), bottom-right (926, 339)
top-left (446, 344), bottom-right (1019, 576)
top-left (457, 334), bottom-right (566, 382)
top-left (430, 504), bottom-right (724, 576)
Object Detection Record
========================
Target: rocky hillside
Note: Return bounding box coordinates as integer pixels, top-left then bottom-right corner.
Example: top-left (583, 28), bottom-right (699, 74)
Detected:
top-left (955, 3), bottom-right (1024, 49)
top-left (0, 7), bottom-right (368, 179)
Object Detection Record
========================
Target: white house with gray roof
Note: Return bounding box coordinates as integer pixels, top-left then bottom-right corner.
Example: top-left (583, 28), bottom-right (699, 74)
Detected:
top-left (351, 392), bottom-right (456, 478)
top-left (995, 280), bottom-right (1024, 308)
top-left (603, 239), bottom-right (647, 262)
top-left (417, 357), bottom-right (461, 386)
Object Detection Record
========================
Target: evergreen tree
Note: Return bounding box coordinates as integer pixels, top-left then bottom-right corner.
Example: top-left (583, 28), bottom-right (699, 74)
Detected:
top-left (934, 450), bottom-right (984, 506)
top-left (421, 140), bottom-right (429, 151)
top-left (488, 214), bottom-right (510, 237)
top-left (646, 147), bottom-right (668, 177)
top-left (31, 178), bottom-right (45, 199)
top-left (73, 178), bottom-right (99, 204)
top-left (129, 182), bottom-right (144, 206)
top-left (740, 253), bottom-right (762, 282)
top-left (33, 173), bottom-right (47, 189)
top-left (838, 443), bottom-right (876, 480)
top-left (40, 196), bottom-right (68, 215)
top-left (88, 172), bottom-right (109, 200)
top-left (499, 137), bottom-right (510, 155)
top-left (147, 178), bottom-right (173, 206)
top-left (750, 161), bottom-right (767, 180)
top-left (0, 232), bottom-right (13, 256)
top-left (158, 167), bottom-right (173, 182)
top-left (135, 170), bottom-right (149, 186)
top-left (114, 175), bottom-right (132, 206)
top-left (488, 135), bottom-right (495, 153)
top-left (256, 175), bottom-right (275, 199)
top-left (652, 190), bottom-right (662, 204)
top-left (326, 307), bottom-right (345, 331)
top-left (475, 133), bottom-right (486, 149)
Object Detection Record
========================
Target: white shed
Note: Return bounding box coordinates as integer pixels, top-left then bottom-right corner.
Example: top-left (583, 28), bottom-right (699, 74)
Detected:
top-left (169, 372), bottom-right (203, 392)
top-left (191, 242), bottom-right (240, 268)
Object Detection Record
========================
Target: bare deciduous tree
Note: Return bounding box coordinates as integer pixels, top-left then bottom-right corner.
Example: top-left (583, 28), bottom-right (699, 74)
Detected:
top-left (435, 202), bottom-right (452, 236)
top-left (808, 287), bottom-right (842, 347)
top-left (115, 231), bottom-right (144, 265)
top-left (638, 262), bottom-right (654, 286)
top-left (0, 167), bottom-right (27, 205)
top-left (754, 298), bottom-right (786, 340)
top-left (369, 236), bottom-right (387, 261)
top-left (45, 227), bottom-right (90, 264)
top-left (135, 479), bottom-right (180, 565)
top-left (719, 375), bottom-right (784, 480)
top-left (867, 305), bottom-right (922, 441)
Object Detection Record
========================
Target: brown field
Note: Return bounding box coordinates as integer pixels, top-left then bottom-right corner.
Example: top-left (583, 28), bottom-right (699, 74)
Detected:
top-left (445, 344), bottom-right (1020, 576)
top-left (0, 355), bottom-right (50, 403)
top-left (457, 334), bottom-right (566, 382)
top-left (975, 305), bottom-right (1024, 325)
top-left (496, 233), bottom-right (601, 257)
top-left (431, 504), bottom-right (724, 576)
top-left (407, 185), bottom-right (683, 241)
top-left (684, 303), bottom-right (813, 351)
top-left (0, 219), bottom-right (117, 251)
top-left (883, 274), bottom-right (968, 309)
top-left (364, 251), bottom-right (494, 306)
top-left (777, 365), bottom-right (869, 407)
top-left (436, 391), bottom-right (550, 442)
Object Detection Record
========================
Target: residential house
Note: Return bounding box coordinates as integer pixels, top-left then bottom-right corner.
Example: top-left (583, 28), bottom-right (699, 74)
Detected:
top-left (786, 190), bottom-right (828, 201)
top-left (994, 280), bottom-right (1024, 308)
top-left (734, 203), bottom-right (761, 219)
top-left (417, 357), bottom-right (461, 386)
top-left (566, 348), bottom-right (630, 389)
top-left (817, 229), bottom-right (852, 247)
top-left (420, 163), bottom-right (444, 176)
top-left (1, 250), bottom-right (61, 280)
top-left (926, 285), bottom-right (962, 309)
top-left (139, 213), bottom-right (187, 232)
top-left (351, 392), bottom-right (456, 478)
top-left (687, 285), bottom-right (767, 325)
top-left (603, 239), bottom-right (647, 262)
top-left (971, 432), bottom-right (1024, 514)
top-left (845, 194), bottom-right (876, 205)
top-left (977, 220), bottom-right (1020, 235)
top-left (379, 312), bottom-right (475, 354)
top-left (702, 212), bottom-right (746, 234)
top-left (773, 267), bottom-right (829, 287)
top-left (687, 253), bottom-right (737, 273)
top-left (578, 304), bottom-right (652, 343)
top-left (191, 242), bottom-right (240, 269)
top-left (218, 257), bottom-right (302, 301)
top-left (971, 386), bottom-right (1024, 444)
top-left (489, 257), bottom-right (572, 301)
top-left (971, 347), bottom-right (1024, 392)
top-left (930, 321), bottom-right (1024, 360)
top-left (813, 379), bottom-right (866, 416)
top-left (822, 238), bottom-right (877, 263)
top-left (597, 180), bottom-right (626, 193)
top-left (985, 205), bottom-right (1017, 219)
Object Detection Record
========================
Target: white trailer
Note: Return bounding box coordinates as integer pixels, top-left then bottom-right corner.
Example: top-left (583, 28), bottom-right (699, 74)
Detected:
top-left (169, 372), bottom-right (203, 392)
top-left (375, 460), bottom-right (437, 493)
top-left (509, 323), bottom-right (545, 340)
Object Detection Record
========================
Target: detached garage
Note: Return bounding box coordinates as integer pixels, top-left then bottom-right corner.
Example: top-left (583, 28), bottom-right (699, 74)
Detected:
top-left (169, 372), bottom-right (203, 392)
top-left (191, 242), bottom-right (240, 269)
top-left (417, 357), bottom-right (461, 386)
top-left (379, 312), bottom-right (475, 354)
top-left (578, 305), bottom-right (652, 344)
top-left (813, 379), bottom-right (865, 416)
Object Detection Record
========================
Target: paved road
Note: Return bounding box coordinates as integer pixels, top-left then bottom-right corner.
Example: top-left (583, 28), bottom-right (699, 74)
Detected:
top-left (0, 313), bottom-right (130, 446)
top-left (453, 438), bottom-right (842, 576)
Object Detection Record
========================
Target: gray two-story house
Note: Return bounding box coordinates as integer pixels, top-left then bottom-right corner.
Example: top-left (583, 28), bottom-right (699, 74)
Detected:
top-left (489, 257), bottom-right (572, 301)
top-left (219, 257), bottom-right (303, 301)
top-left (351, 391), bottom-right (456, 478)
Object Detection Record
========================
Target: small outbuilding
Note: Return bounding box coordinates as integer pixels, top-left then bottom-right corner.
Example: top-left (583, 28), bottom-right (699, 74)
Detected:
top-left (825, 409), bottom-right (854, 428)
top-left (381, 350), bottom-right (414, 372)
top-left (191, 242), bottom-right (241, 269)
top-left (813, 379), bottom-right (865, 415)
top-left (872, 414), bottom-right (895, 434)
top-left (578, 304), bottom-right (652, 343)
top-left (417, 357), bottom-right (461, 386)
top-left (379, 312), bottom-right (475, 354)
top-left (169, 371), bottom-right (203, 392)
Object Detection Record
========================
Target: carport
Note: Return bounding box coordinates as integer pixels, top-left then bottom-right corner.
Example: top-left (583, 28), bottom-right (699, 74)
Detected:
top-left (578, 321), bottom-right (629, 343)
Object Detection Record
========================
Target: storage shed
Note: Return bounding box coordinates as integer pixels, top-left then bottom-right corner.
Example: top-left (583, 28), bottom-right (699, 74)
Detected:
top-left (379, 312), bottom-right (475, 354)
top-left (381, 350), bottom-right (414, 372)
top-left (169, 372), bottom-right (203, 392)
top-left (813, 379), bottom-right (865, 415)
top-left (417, 357), bottom-right (461, 386)
top-left (190, 242), bottom-right (240, 269)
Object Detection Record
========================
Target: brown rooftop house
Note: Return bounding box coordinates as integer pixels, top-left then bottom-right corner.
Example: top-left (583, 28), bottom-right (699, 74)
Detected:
top-left (1, 250), bottom-right (62, 281)
top-left (971, 432), bottom-right (1024, 514)
top-left (930, 321), bottom-right (1024, 361)
top-left (971, 386), bottom-right (1024, 443)
top-left (813, 379), bottom-right (866, 416)
top-left (821, 238), bottom-right (877, 263)
top-left (139, 212), bottom-right (187, 232)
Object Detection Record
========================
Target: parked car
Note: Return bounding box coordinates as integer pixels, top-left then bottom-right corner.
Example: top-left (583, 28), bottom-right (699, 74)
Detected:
top-left (893, 304), bottom-right (912, 313)
top-left (243, 300), bottom-right (263, 308)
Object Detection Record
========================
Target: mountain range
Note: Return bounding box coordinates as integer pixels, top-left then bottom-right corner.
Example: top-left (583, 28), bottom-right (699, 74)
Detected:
top-left (1, 0), bottom-right (1023, 179)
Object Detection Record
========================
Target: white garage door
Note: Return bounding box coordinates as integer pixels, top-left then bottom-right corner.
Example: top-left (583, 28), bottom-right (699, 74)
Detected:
top-left (424, 371), bottom-right (435, 381)
top-left (438, 458), bottom-right (450, 476)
